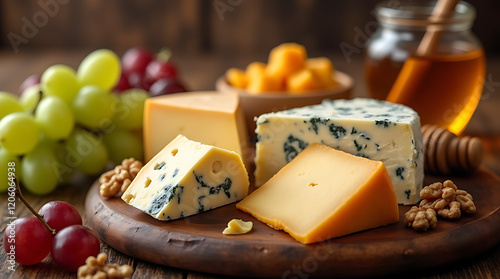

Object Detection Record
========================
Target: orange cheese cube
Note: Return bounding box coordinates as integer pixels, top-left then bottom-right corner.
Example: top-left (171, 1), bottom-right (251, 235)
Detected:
top-left (236, 143), bottom-right (399, 244)
top-left (306, 57), bottom-right (338, 89)
top-left (245, 62), bottom-right (266, 79)
top-left (143, 92), bottom-right (249, 166)
top-left (266, 43), bottom-right (307, 81)
top-left (226, 68), bottom-right (248, 89)
top-left (286, 68), bottom-right (322, 93)
top-left (246, 72), bottom-right (283, 93)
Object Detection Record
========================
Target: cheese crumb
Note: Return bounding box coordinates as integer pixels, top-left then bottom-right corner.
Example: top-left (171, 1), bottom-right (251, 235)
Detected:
top-left (223, 219), bottom-right (253, 235)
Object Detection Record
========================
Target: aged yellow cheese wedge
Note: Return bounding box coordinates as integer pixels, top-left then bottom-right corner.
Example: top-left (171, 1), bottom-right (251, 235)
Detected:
top-left (236, 143), bottom-right (399, 244)
top-left (143, 92), bottom-right (249, 165)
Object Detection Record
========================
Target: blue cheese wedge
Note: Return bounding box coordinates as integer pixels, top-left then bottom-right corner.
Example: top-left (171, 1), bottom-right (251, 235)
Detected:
top-left (254, 98), bottom-right (423, 205)
top-left (122, 135), bottom-right (249, 220)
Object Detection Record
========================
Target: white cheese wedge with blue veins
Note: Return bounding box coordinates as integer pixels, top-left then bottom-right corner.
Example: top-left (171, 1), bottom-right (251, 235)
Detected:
top-left (122, 135), bottom-right (250, 220)
top-left (254, 98), bottom-right (424, 205)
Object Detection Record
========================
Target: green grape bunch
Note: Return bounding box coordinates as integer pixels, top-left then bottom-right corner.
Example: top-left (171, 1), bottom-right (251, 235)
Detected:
top-left (0, 49), bottom-right (147, 195)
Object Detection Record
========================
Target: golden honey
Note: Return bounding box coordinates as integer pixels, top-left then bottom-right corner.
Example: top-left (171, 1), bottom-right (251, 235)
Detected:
top-left (365, 1), bottom-right (485, 135)
top-left (386, 49), bottom-right (485, 135)
top-left (364, 55), bottom-right (404, 101)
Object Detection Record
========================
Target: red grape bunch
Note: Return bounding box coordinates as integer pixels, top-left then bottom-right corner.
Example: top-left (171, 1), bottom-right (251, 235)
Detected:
top-left (4, 197), bottom-right (100, 272)
top-left (117, 47), bottom-right (188, 96)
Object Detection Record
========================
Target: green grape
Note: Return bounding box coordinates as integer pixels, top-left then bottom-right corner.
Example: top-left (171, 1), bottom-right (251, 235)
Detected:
top-left (112, 88), bottom-right (148, 130)
top-left (0, 112), bottom-right (41, 155)
top-left (41, 64), bottom-right (80, 104)
top-left (35, 96), bottom-right (74, 140)
top-left (53, 141), bottom-right (75, 184)
top-left (0, 92), bottom-right (23, 120)
top-left (77, 49), bottom-right (121, 91)
top-left (0, 147), bottom-right (20, 192)
top-left (72, 85), bottom-right (115, 129)
top-left (103, 128), bottom-right (143, 165)
top-left (20, 144), bottom-right (59, 195)
top-left (66, 129), bottom-right (108, 175)
top-left (37, 133), bottom-right (58, 150)
top-left (19, 85), bottom-right (42, 113)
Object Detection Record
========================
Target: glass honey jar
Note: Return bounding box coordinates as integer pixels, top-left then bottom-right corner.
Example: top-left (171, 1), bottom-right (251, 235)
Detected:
top-left (365, 0), bottom-right (485, 135)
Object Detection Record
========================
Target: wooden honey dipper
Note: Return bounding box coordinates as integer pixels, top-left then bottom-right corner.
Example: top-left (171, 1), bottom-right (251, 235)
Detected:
top-left (422, 125), bottom-right (483, 175)
top-left (386, 0), bottom-right (460, 103)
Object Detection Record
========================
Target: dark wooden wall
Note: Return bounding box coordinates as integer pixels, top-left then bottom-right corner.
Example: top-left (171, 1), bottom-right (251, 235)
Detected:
top-left (1, 0), bottom-right (499, 56)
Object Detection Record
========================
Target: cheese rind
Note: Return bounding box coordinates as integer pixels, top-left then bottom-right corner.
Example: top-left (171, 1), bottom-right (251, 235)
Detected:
top-left (122, 135), bottom-right (249, 221)
top-left (144, 92), bottom-right (250, 166)
top-left (254, 98), bottom-right (424, 205)
top-left (237, 143), bottom-right (399, 244)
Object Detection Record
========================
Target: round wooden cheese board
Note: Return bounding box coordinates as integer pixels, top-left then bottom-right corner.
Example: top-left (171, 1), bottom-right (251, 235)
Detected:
top-left (85, 168), bottom-right (500, 278)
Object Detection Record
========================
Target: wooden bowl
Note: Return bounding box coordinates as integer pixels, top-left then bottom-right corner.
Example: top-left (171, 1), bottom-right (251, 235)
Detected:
top-left (216, 71), bottom-right (354, 137)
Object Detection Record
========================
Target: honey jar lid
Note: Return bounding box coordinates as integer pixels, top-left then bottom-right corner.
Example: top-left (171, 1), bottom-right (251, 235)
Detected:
top-left (375, 1), bottom-right (475, 29)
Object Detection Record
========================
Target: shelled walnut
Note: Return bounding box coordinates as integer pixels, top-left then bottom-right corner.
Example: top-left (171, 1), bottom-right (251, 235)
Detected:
top-left (99, 158), bottom-right (143, 198)
top-left (405, 180), bottom-right (476, 231)
top-left (404, 206), bottom-right (437, 231)
top-left (78, 253), bottom-right (133, 279)
top-left (419, 180), bottom-right (476, 218)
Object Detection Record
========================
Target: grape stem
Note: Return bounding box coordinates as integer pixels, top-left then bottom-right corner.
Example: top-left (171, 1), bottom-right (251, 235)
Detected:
top-left (14, 176), bottom-right (56, 235)
top-left (31, 89), bottom-right (43, 115)
top-left (156, 48), bottom-right (172, 63)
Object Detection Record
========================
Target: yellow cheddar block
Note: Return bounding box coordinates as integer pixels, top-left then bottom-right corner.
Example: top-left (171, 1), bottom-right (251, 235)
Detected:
top-left (286, 68), bottom-right (321, 93)
top-left (226, 68), bottom-right (248, 89)
top-left (143, 92), bottom-right (250, 166)
top-left (306, 57), bottom-right (338, 89)
top-left (237, 143), bottom-right (399, 244)
top-left (266, 43), bottom-right (307, 81)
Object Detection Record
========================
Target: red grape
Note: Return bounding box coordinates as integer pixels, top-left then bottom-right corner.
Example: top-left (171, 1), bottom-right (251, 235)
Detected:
top-left (122, 47), bottom-right (154, 75)
top-left (38, 201), bottom-right (82, 233)
top-left (51, 225), bottom-right (100, 272)
top-left (114, 73), bottom-right (131, 92)
top-left (129, 71), bottom-right (154, 90)
top-left (144, 60), bottom-right (178, 85)
top-left (3, 217), bottom-right (52, 265)
top-left (149, 78), bottom-right (187, 97)
top-left (19, 74), bottom-right (41, 94)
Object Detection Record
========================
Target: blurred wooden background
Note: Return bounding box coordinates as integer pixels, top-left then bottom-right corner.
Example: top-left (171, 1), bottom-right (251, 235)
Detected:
top-left (0, 0), bottom-right (499, 57)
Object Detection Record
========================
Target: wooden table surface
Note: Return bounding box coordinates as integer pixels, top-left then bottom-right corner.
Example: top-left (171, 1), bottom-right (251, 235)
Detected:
top-left (0, 49), bottom-right (499, 279)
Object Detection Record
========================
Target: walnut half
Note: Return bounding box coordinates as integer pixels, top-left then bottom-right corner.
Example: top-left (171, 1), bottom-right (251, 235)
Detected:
top-left (99, 158), bottom-right (143, 198)
top-left (404, 206), bottom-right (437, 231)
top-left (418, 180), bottom-right (475, 220)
